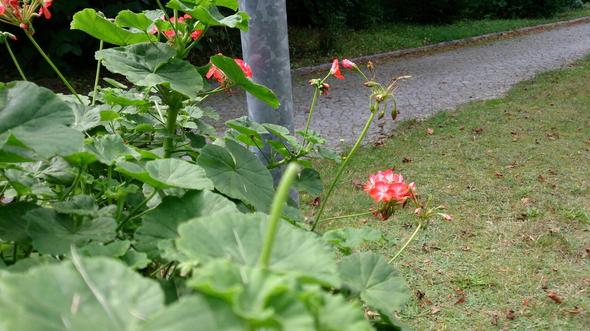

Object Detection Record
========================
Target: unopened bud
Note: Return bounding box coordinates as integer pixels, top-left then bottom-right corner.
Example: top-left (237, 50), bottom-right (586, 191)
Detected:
top-left (391, 107), bottom-right (399, 121)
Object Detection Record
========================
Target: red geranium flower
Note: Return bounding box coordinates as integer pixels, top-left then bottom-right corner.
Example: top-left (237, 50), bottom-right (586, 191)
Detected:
top-left (234, 59), bottom-right (252, 78)
top-left (162, 29), bottom-right (176, 39)
top-left (190, 29), bottom-right (204, 41)
top-left (38, 0), bottom-right (52, 19)
top-left (330, 59), bottom-right (344, 80)
top-left (206, 58), bottom-right (252, 84)
top-left (341, 59), bottom-right (357, 69)
top-left (364, 169), bottom-right (415, 204)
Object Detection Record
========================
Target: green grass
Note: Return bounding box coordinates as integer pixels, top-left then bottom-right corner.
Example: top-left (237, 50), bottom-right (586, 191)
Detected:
top-left (289, 5), bottom-right (590, 67)
top-left (306, 57), bottom-right (590, 329)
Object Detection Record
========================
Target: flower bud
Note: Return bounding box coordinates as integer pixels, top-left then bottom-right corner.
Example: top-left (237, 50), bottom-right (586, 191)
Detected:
top-left (391, 106), bottom-right (399, 121)
top-left (341, 59), bottom-right (357, 69)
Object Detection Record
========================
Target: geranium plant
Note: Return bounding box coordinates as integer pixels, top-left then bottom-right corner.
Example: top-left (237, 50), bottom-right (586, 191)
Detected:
top-left (0, 1), bottom-right (442, 330)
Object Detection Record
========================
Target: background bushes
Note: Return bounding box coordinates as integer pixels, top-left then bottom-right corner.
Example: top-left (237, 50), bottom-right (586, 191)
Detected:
top-left (0, 0), bottom-right (585, 77)
top-left (288, 0), bottom-right (584, 28)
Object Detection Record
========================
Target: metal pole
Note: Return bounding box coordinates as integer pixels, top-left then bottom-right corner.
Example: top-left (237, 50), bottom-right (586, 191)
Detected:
top-left (238, 0), bottom-right (294, 136)
top-left (238, 0), bottom-right (296, 199)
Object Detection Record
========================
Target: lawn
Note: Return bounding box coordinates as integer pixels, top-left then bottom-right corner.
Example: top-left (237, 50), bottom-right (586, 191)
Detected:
top-left (307, 57), bottom-right (590, 329)
top-left (289, 5), bottom-right (590, 67)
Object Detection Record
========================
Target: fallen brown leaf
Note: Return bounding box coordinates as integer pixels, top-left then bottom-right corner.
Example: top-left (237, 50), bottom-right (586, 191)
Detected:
top-left (455, 295), bottom-right (466, 305)
top-left (566, 306), bottom-right (582, 315)
top-left (351, 179), bottom-right (364, 190)
top-left (495, 172), bottom-right (504, 178)
top-left (491, 312), bottom-right (499, 326)
top-left (430, 306), bottom-right (441, 315)
top-left (506, 309), bottom-right (516, 320)
top-left (426, 128), bottom-right (434, 135)
top-left (473, 127), bottom-right (484, 134)
top-left (547, 291), bottom-right (563, 304)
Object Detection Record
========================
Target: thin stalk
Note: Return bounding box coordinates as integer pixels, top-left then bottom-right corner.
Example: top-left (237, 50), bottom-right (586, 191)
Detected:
top-left (163, 105), bottom-right (181, 158)
top-left (117, 190), bottom-right (158, 231)
top-left (319, 211), bottom-right (374, 223)
top-left (388, 222), bottom-right (422, 264)
top-left (5, 42), bottom-right (27, 81)
top-left (258, 163), bottom-right (300, 269)
top-left (25, 32), bottom-right (82, 103)
top-left (91, 40), bottom-right (104, 106)
top-left (311, 109), bottom-right (378, 231)
top-left (303, 88), bottom-right (320, 134)
top-left (64, 166), bottom-right (84, 198)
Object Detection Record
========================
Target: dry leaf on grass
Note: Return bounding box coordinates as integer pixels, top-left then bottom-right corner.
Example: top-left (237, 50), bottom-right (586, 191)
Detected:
top-left (547, 291), bottom-right (563, 304)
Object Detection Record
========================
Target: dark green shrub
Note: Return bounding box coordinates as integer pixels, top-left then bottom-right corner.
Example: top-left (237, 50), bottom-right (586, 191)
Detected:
top-left (383, 0), bottom-right (469, 23)
top-left (466, 0), bottom-right (583, 19)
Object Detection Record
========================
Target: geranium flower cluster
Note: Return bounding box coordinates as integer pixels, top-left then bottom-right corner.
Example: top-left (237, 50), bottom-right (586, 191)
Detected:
top-left (308, 58), bottom-right (357, 95)
top-left (364, 169), bottom-right (416, 220)
top-left (206, 58), bottom-right (252, 85)
top-left (151, 13), bottom-right (204, 42)
top-left (0, 0), bottom-right (53, 31)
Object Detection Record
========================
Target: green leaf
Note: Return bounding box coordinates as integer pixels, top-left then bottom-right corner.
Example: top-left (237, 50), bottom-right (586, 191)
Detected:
top-left (323, 227), bottom-right (384, 254)
top-left (294, 167), bottom-right (323, 196)
top-left (24, 208), bottom-right (117, 255)
top-left (338, 252), bottom-right (410, 315)
top-left (87, 134), bottom-right (139, 166)
top-left (7, 255), bottom-right (58, 272)
top-left (96, 43), bottom-right (203, 98)
top-left (146, 159), bottom-right (213, 190)
top-left (210, 55), bottom-right (279, 108)
top-left (225, 116), bottom-right (268, 146)
top-left (0, 257), bottom-right (164, 331)
top-left (0, 201), bottom-right (36, 242)
top-left (116, 159), bottom-right (213, 191)
top-left (140, 296), bottom-right (245, 331)
top-left (167, 0), bottom-right (249, 30)
top-left (78, 240), bottom-right (131, 258)
top-left (115, 10), bottom-right (153, 31)
top-left (314, 293), bottom-right (375, 331)
top-left (135, 190), bottom-right (237, 259)
top-left (177, 211), bottom-right (340, 286)
top-left (71, 8), bottom-right (154, 45)
top-left (189, 261), bottom-right (315, 329)
top-left (198, 139), bottom-right (274, 211)
top-left (122, 249), bottom-right (150, 269)
top-left (0, 82), bottom-right (84, 161)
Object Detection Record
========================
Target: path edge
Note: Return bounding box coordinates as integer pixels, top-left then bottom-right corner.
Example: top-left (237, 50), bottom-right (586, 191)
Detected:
top-left (293, 16), bottom-right (590, 76)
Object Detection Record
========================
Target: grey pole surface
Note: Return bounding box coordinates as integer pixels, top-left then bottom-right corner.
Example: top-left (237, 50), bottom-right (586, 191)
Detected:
top-left (238, 0), bottom-right (294, 134)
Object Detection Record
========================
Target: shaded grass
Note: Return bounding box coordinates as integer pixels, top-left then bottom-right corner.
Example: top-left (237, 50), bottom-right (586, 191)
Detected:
top-left (289, 5), bottom-right (590, 67)
top-left (306, 57), bottom-right (590, 329)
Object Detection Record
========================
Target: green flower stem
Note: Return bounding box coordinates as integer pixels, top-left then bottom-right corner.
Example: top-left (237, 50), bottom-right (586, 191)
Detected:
top-left (117, 190), bottom-right (158, 231)
top-left (388, 222), bottom-right (422, 264)
top-left (5, 41), bottom-right (27, 81)
top-left (258, 163), bottom-right (300, 269)
top-left (303, 88), bottom-right (319, 135)
top-left (25, 32), bottom-right (81, 103)
top-left (318, 211), bottom-right (374, 223)
top-left (163, 105), bottom-right (181, 158)
top-left (91, 40), bottom-right (104, 106)
top-left (311, 108), bottom-right (378, 232)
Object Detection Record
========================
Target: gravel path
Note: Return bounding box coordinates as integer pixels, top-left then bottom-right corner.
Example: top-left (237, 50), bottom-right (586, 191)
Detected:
top-left (205, 22), bottom-right (590, 147)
